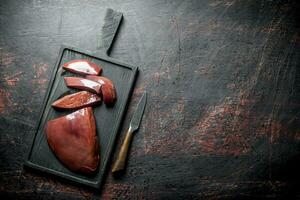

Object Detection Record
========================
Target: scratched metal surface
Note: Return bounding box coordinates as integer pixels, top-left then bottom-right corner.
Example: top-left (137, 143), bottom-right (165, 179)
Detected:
top-left (0, 0), bottom-right (299, 199)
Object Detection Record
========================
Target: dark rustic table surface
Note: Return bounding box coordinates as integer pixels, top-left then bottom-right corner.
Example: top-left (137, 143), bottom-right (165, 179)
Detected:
top-left (0, 0), bottom-right (299, 199)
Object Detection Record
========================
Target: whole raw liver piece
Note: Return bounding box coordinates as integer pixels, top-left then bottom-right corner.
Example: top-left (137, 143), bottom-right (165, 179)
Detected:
top-left (45, 107), bottom-right (100, 174)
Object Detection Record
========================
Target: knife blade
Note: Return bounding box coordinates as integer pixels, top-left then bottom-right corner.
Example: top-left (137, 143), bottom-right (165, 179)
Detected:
top-left (112, 92), bottom-right (147, 174)
top-left (129, 92), bottom-right (147, 131)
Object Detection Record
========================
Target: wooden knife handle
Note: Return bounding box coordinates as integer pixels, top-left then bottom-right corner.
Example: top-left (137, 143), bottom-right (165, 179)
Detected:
top-left (112, 127), bottom-right (134, 173)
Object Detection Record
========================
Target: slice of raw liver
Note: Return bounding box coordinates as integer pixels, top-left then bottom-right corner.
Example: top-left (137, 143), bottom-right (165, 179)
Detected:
top-left (63, 59), bottom-right (102, 75)
top-left (52, 91), bottom-right (101, 110)
top-left (64, 77), bottom-right (101, 94)
top-left (85, 75), bottom-right (117, 105)
top-left (45, 107), bottom-right (100, 174)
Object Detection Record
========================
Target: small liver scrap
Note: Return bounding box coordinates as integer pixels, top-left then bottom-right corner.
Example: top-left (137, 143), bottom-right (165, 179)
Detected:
top-left (52, 91), bottom-right (101, 110)
top-left (86, 75), bottom-right (117, 105)
top-left (45, 107), bottom-right (100, 174)
top-left (64, 77), bottom-right (101, 94)
top-left (63, 59), bottom-right (102, 75)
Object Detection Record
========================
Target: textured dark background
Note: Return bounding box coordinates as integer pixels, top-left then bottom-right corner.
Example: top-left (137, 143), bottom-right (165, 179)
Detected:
top-left (0, 0), bottom-right (299, 199)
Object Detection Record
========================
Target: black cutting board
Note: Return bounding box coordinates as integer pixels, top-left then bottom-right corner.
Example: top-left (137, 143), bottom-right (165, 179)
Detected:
top-left (24, 9), bottom-right (138, 188)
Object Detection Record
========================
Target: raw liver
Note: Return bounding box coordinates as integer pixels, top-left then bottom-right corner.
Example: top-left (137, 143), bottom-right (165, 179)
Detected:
top-left (63, 59), bottom-right (102, 75)
top-left (52, 91), bottom-right (101, 110)
top-left (86, 75), bottom-right (116, 104)
top-left (64, 77), bottom-right (101, 94)
top-left (45, 107), bottom-right (100, 174)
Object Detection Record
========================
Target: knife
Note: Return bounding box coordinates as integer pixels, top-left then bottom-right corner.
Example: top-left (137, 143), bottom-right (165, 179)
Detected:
top-left (112, 92), bottom-right (147, 174)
